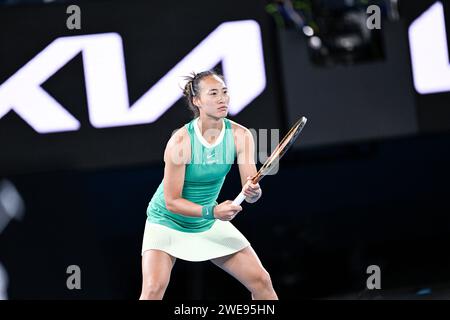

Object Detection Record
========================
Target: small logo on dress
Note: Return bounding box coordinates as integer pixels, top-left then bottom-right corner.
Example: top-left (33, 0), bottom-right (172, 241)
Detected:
top-left (205, 152), bottom-right (217, 164)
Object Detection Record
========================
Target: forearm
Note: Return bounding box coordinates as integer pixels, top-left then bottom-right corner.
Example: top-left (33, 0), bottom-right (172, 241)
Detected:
top-left (166, 197), bottom-right (203, 217)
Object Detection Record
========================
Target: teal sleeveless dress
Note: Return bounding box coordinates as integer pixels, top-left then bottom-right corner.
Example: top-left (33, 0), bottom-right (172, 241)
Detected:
top-left (141, 117), bottom-right (250, 261)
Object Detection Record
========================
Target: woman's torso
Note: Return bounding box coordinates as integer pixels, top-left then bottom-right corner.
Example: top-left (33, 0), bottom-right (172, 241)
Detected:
top-left (146, 117), bottom-right (236, 232)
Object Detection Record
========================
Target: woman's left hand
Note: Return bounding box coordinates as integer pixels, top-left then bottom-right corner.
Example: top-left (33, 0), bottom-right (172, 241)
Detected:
top-left (242, 176), bottom-right (262, 203)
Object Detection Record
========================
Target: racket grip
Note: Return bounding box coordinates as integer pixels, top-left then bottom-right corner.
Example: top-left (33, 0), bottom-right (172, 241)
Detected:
top-left (232, 192), bottom-right (246, 206)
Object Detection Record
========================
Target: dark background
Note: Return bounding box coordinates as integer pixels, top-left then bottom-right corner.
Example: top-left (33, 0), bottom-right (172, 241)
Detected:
top-left (0, 0), bottom-right (282, 174)
top-left (1, 0), bottom-right (450, 300)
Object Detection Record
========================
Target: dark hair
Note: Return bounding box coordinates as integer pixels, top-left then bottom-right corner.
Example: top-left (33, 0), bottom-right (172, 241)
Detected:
top-left (182, 70), bottom-right (224, 118)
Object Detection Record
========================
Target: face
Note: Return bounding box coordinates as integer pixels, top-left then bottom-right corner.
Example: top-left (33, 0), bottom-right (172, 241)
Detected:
top-left (193, 75), bottom-right (229, 119)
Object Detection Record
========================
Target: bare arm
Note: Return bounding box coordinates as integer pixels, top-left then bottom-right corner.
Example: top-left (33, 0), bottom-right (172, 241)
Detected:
top-left (163, 128), bottom-right (203, 217)
top-left (234, 125), bottom-right (262, 203)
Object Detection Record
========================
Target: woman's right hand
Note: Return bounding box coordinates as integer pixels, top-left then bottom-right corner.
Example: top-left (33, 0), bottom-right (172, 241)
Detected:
top-left (214, 200), bottom-right (242, 221)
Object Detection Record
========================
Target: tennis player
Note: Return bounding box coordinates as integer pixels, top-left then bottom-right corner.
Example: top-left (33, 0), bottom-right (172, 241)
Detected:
top-left (139, 70), bottom-right (278, 300)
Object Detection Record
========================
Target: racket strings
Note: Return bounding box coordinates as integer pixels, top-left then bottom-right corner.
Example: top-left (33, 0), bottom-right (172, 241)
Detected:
top-left (252, 118), bottom-right (305, 183)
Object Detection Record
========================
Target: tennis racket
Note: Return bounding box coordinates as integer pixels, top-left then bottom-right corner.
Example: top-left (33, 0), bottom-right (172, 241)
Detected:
top-left (232, 116), bottom-right (308, 206)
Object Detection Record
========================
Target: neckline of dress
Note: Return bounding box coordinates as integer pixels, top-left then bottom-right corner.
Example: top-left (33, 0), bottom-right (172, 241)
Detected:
top-left (193, 117), bottom-right (226, 148)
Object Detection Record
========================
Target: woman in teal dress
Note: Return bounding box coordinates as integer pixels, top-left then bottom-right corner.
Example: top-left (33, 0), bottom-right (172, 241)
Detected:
top-left (139, 70), bottom-right (278, 300)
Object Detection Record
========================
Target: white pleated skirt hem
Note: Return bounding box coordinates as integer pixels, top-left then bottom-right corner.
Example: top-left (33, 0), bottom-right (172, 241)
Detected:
top-left (141, 219), bottom-right (250, 262)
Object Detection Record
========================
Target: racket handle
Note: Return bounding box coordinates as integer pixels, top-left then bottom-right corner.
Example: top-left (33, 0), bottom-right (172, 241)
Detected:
top-left (232, 192), bottom-right (246, 206)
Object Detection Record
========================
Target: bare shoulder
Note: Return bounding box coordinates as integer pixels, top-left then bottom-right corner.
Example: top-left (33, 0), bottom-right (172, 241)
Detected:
top-left (167, 125), bottom-right (189, 146)
top-left (164, 126), bottom-right (191, 164)
top-left (228, 119), bottom-right (252, 138)
top-left (228, 119), bottom-right (254, 154)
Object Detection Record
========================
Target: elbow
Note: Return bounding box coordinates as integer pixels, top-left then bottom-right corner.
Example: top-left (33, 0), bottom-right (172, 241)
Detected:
top-left (164, 189), bottom-right (182, 212)
top-left (165, 198), bottom-right (177, 212)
